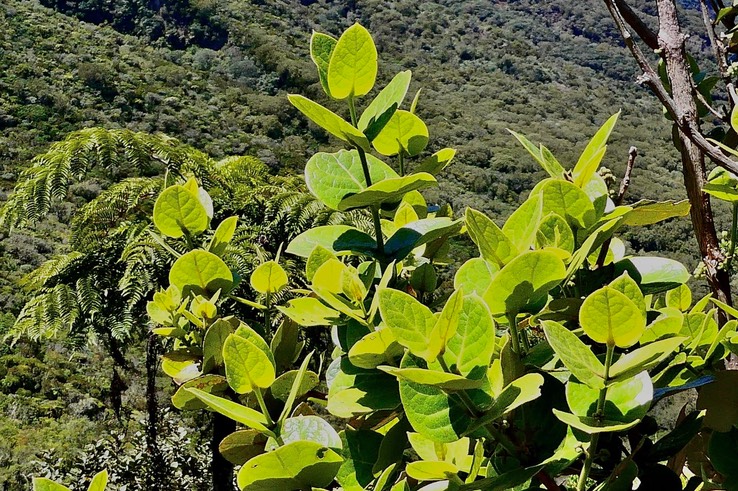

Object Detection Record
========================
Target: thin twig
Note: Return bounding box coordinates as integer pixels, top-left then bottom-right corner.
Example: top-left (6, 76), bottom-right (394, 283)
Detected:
top-left (616, 146), bottom-right (638, 206)
top-left (700, 0), bottom-right (737, 109)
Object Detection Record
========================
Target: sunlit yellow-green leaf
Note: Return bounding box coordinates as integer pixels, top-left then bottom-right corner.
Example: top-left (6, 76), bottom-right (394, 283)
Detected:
top-left (359, 70), bottom-right (411, 137)
top-left (348, 328), bottom-right (404, 369)
top-left (169, 250), bottom-right (233, 297)
top-left (406, 461), bottom-right (459, 481)
top-left (572, 111), bottom-right (619, 188)
top-left (310, 31), bottom-right (337, 97)
top-left (372, 110), bottom-right (429, 157)
top-left (251, 260), bottom-right (288, 294)
top-left (378, 288), bottom-right (435, 361)
top-left (208, 216), bottom-right (238, 256)
top-left (32, 479), bottom-right (71, 491)
top-left (288, 95), bottom-right (370, 150)
top-left (542, 320), bottom-right (605, 389)
top-left (223, 333), bottom-right (276, 393)
top-left (580, 286), bottom-right (645, 348)
top-left (327, 23), bottom-right (377, 99)
top-left (184, 388), bottom-right (270, 433)
top-left (153, 184), bottom-right (209, 238)
top-left (465, 208), bottom-right (517, 267)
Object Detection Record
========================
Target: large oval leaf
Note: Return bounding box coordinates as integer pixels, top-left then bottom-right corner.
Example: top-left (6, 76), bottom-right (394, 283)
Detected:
top-left (542, 320), bottom-right (605, 389)
top-left (153, 185), bottom-right (209, 238)
top-left (398, 353), bottom-right (472, 443)
top-left (306, 149), bottom-right (397, 211)
top-left (535, 179), bottom-right (596, 229)
top-left (614, 257), bottom-right (690, 294)
top-left (327, 358), bottom-right (400, 418)
top-left (327, 23), bottom-right (377, 99)
top-left (251, 260), bottom-right (288, 294)
top-left (169, 250), bottom-right (234, 297)
top-left (348, 328), bottom-right (404, 369)
top-left (443, 294), bottom-right (496, 377)
top-left (223, 333), bottom-right (276, 393)
top-left (32, 479), bottom-right (70, 491)
top-left (372, 110), bottom-right (429, 157)
top-left (265, 415), bottom-right (342, 452)
top-left (483, 250), bottom-right (566, 316)
top-left (219, 429), bottom-right (268, 466)
top-left (580, 286), bottom-right (645, 348)
top-left (237, 440), bottom-right (343, 491)
top-left (172, 374), bottom-right (229, 410)
top-left (566, 370), bottom-right (653, 424)
top-left (286, 225), bottom-right (377, 258)
top-left (454, 258), bottom-right (498, 296)
top-left (378, 288), bottom-right (435, 360)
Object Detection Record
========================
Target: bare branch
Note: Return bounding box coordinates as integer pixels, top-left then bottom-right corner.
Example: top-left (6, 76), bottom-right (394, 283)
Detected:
top-left (700, 0), bottom-right (737, 108)
top-left (614, 0), bottom-right (659, 49)
top-left (604, 0), bottom-right (738, 175)
top-left (616, 146), bottom-right (638, 205)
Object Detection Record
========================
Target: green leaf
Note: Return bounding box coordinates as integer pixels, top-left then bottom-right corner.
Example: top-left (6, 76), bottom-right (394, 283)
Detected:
top-left (542, 320), bottom-right (605, 389)
top-left (640, 307), bottom-right (684, 343)
top-left (251, 260), bottom-right (288, 294)
top-left (443, 294), bottom-right (496, 376)
top-left (454, 258), bottom-right (499, 297)
top-left (567, 370), bottom-right (652, 424)
top-left (203, 318), bottom-right (232, 372)
top-left (620, 200), bottom-right (691, 226)
top-left (398, 352), bottom-right (472, 442)
top-left (428, 289), bottom-right (465, 360)
top-left (306, 245), bottom-right (338, 282)
top-left (614, 257), bottom-right (690, 294)
top-left (287, 95), bottom-right (370, 150)
top-left (287, 225), bottom-right (377, 258)
top-left (666, 284), bottom-right (692, 311)
top-left (609, 272), bottom-right (646, 318)
top-left (465, 208), bottom-right (517, 267)
top-left (223, 333), bottom-right (276, 393)
top-left (384, 217), bottom-right (464, 261)
top-left (208, 216), bottom-right (238, 256)
top-left (219, 429), bottom-right (268, 466)
top-left (359, 70), bottom-right (412, 135)
top-left (327, 23), bottom-right (377, 99)
top-left (169, 250), bottom-right (233, 297)
top-left (457, 465), bottom-right (545, 491)
top-left (536, 178), bottom-right (597, 229)
top-left (697, 371), bottom-right (738, 431)
top-left (153, 184), bottom-right (209, 238)
top-left (185, 388), bottom-right (271, 433)
top-left (379, 365), bottom-right (484, 390)
top-left (507, 129), bottom-right (565, 179)
top-left (536, 213), bottom-right (575, 255)
top-left (32, 479), bottom-right (71, 491)
top-left (572, 111), bottom-right (619, 188)
top-left (580, 286), bottom-right (645, 348)
top-left (502, 193), bottom-right (543, 252)
top-left (278, 297), bottom-right (341, 327)
top-left (87, 470), bottom-right (108, 491)
top-left (336, 429), bottom-right (384, 490)
top-left (378, 288), bottom-right (435, 361)
top-left (552, 409), bottom-right (640, 434)
top-left (348, 328), bottom-right (404, 369)
top-left (310, 31), bottom-right (337, 97)
top-left (266, 415), bottom-right (342, 452)
top-left (609, 337), bottom-right (686, 382)
top-left (269, 370), bottom-right (319, 404)
top-left (327, 358), bottom-right (400, 418)
top-left (305, 149), bottom-right (397, 211)
top-left (483, 250), bottom-right (566, 316)
top-left (338, 173), bottom-right (437, 211)
top-left (373, 110), bottom-right (429, 157)
top-left (161, 349), bottom-right (201, 384)
top-left (464, 374), bottom-right (545, 437)
top-left (270, 319), bottom-right (300, 372)
top-left (278, 351), bottom-right (315, 423)
top-left (237, 441), bottom-right (343, 491)
top-left (172, 374), bottom-right (229, 410)
top-left (406, 461), bottom-right (459, 481)
top-left (417, 148), bottom-right (457, 175)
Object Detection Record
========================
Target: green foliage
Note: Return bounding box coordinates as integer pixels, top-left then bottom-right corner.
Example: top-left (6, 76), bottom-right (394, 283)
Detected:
top-left (131, 23), bottom-right (738, 491)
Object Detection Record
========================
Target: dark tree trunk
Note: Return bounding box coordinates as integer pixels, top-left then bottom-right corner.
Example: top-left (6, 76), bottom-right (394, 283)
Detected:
top-left (145, 334), bottom-right (168, 489)
top-left (655, 0), bottom-right (733, 312)
top-left (212, 412), bottom-right (236, 491)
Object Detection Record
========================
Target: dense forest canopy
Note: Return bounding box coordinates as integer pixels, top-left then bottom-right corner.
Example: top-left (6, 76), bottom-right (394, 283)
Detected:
top-left (1, 0), bottom-right (733, 489)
